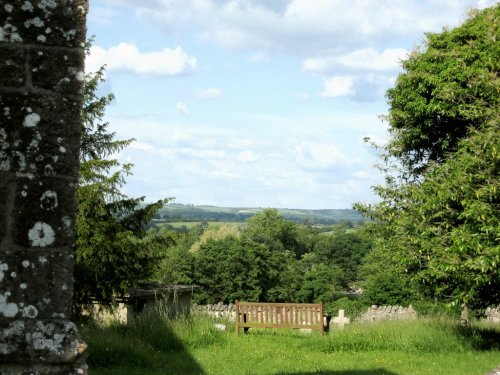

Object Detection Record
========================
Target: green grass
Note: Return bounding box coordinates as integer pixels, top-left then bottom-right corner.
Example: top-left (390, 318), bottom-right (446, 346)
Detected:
top-left (81, 313), bottom-right (500, 375)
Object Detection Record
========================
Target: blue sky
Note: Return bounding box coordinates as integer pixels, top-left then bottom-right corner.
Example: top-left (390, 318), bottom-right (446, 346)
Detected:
top-left (86, 0), bottom-right (497, 209)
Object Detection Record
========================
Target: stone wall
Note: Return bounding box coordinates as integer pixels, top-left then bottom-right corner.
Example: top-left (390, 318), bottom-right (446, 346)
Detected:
top-left (192, 303), bottom-right (237, 322)
top-left (194, 303), bottom-right (420, 324)
top-left (356, 305), bottom-right (418, 322)
top-left (0, 1), bottom-right (88, 373)
top-left (486, 306), bottom-right (500, 323)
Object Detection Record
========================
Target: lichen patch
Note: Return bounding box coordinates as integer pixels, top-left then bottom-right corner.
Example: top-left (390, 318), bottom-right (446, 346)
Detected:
top-left (23, 113), bottom-right (41, 127)
top-left (28, 222), bottom-right (55, 247)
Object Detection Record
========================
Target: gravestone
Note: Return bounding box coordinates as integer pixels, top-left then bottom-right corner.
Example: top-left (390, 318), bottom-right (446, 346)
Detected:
top-left (0, 1), bottom-right (88, 373)
top-left (332, 309), bottom-right (350, 329)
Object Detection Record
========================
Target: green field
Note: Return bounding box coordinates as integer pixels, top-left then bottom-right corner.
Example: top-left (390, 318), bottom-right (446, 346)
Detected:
top-left (82, 313), bottom-right (500, 375)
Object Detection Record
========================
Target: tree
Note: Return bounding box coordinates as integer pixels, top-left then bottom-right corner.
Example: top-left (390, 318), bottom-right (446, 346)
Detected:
top-left (359, 5), bottom-right (499, 309)
top-left (313, 229), bottom-right (372, 287)
top-left (358, 4), bottom-right (500, 307)
top-left (371, 122), bottom-right (499, 308)
top-left (193, 236), bottom-right (264, 304)
top-left (245, 208), bottom-right (305, 258)
top-left (74, 56), bottom-right (166, 306)
top-left (384, 5), bottom-right (499, 176)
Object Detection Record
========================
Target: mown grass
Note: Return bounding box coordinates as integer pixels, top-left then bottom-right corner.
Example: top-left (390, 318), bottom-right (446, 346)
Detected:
top-left (81, 312), bottom-right (500, 375)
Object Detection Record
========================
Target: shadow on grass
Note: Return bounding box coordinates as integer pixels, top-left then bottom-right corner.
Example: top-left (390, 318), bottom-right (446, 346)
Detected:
top-left (275, 370), bottom-right (398, 375)
top-left (82, 317), bottom-right (206, 374)
top-left (456, 324), bottom-right (500, 351)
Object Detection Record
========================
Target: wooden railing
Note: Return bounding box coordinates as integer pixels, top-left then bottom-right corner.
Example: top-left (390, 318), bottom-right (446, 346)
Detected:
top-left (235, 301), bottom-right (324, 335)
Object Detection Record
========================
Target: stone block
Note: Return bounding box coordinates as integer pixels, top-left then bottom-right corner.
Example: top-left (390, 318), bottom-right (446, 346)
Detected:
top-left (31, 48), bottom-right (85, 95)
top-left (0, 248), bottom-right (74, 319)
top-left (0, 45), bottom-right (26, 88)
top-left (0, 92), bottom-right (81, 178)
top-left (12, 177), bottom-right (76, 248)
top-left (0, 1), bottom-right (87, 48)
top-left (0, 184), bottom-right (8, 242)
top-left (0, 319), bottom-right (87, 364)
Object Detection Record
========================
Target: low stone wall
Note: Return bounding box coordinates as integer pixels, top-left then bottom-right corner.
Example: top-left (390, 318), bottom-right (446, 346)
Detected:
top-left (192, 302), bottom-right (236, 322)
top-left (193, 303), bottom-right (420, 323)
top-left (485, 306), bottom-right (500, 323)
top-left (356, 305), bottom-right (418, 322)
top-left (194, 303), bottom-right (500, 324)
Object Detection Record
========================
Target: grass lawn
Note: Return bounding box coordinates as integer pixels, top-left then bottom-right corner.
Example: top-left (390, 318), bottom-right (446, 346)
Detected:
top-left (81, 314), bottom-right (500, 375)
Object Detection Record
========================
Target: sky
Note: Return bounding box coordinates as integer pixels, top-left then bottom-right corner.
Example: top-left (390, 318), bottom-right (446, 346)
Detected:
top-left (86, 0), bottom-right (497, 209)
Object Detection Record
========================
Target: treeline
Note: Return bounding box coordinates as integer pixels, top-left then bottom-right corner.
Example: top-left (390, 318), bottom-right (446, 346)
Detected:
top-left (152, 204), bottom-right (366, 226)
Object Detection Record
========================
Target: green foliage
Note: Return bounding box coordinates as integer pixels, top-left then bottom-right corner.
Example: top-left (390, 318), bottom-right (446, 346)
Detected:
top-left (153, 209), bottom-right (373, 305)
top-left (359, 5), bottom-right (500, 310)
top-left (313, 229), bottom-right (372, 287)
top-left (360, 273), bottom-right (414, 307)
top-left (193, 236), bottom-right (265, 304)
top-left (75, 54), bottom-right (167, 306)
top-left (294, 253), bottom-right (343, 303)
top-left (385, 5), bottom-right (499, 176)
top-left (375, 122), bottom-right (499, 308)
top-left (245, 208), bottom-right (304, 258)
top-left (324, 297), bottom-right (368, 320)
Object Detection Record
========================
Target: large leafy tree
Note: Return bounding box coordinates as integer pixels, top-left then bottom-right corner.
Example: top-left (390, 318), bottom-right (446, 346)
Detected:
top-left (385, 5), bottom-right (499, 176)
top-left (360, 5), bottom-right (499, 309)
top-left (245, 208), bottom-right (305, 258)
top-left (75, 60), bottom-right (166, 306)
top-left (382, 122), bottom-right (499, 308)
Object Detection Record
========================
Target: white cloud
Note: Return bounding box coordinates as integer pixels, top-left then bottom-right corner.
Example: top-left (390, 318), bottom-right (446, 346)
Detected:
top-left (175, 102), bottom-right (191, 116)
top-left (321, 76), bottom-right (355, 98)
top-left (237, 151), bottom-right (260, 162)
top-left (303, 48), bottom-right (408, 74)
top-left (86, 43), bottom-right (196, 76)
top-left (247, 52), bottom-right (271, 62)
top-left (129, 142), bottom-right (155, 152)
top-left (477, 0), bottom-right (499, 9)
top-left (195, 88), bottom-right (222, 99)
top-left (352, 170), bottom-right (372, 179)
top-left (295, 142), bottom-right (347, 170)
top-left (106, 114), bottom-right (385, 208)
top-left (88, 6), bottom-right (118, 25)
top-left (179, 148), bottom-right (225, 160)
top-left (114, 0), bottom-right (482, 55)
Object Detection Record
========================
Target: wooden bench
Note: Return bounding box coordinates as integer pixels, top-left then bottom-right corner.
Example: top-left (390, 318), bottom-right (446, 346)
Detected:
top-left (235, 301), bottom-right (325, 335)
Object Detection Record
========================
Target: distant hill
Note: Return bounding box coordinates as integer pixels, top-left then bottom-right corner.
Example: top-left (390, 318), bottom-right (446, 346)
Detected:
top-left (153, 204), bottom-right (366, 225)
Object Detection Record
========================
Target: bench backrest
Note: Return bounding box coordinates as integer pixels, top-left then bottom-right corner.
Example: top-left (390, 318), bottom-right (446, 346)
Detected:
top-left (235, 301), bottom-right (324, 335)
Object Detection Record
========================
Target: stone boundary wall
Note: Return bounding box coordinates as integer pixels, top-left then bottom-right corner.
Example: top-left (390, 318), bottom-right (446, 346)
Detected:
top-left (192, 303), bottom-right (237, 322)
top-left (356, 305), bottom-right (418, 322)
top-left (193, 303), bottom-right (419, 323)
top-left (194, 303), bottom-right (500, 324)
top-left (486, 306), bottom-right (500, 323)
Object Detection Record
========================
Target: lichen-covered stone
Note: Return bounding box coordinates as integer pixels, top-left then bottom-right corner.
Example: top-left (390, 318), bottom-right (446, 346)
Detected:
top-left (31, 48), bottom-right (85, 95)
top-left (0, 0), bottom-right (87, 372)
top-left (0, 249), bottom-right (74, 319)
top-left (0, 45), bottom-right (26, 88)
top-left (0, 319), bottom-right (87, 364)
top-left (0, 93), bottom-right (81, 178)
top-left (0, 0), bottom-right (88, 47)
top-left (12, 177), bottom-right (76, 248)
